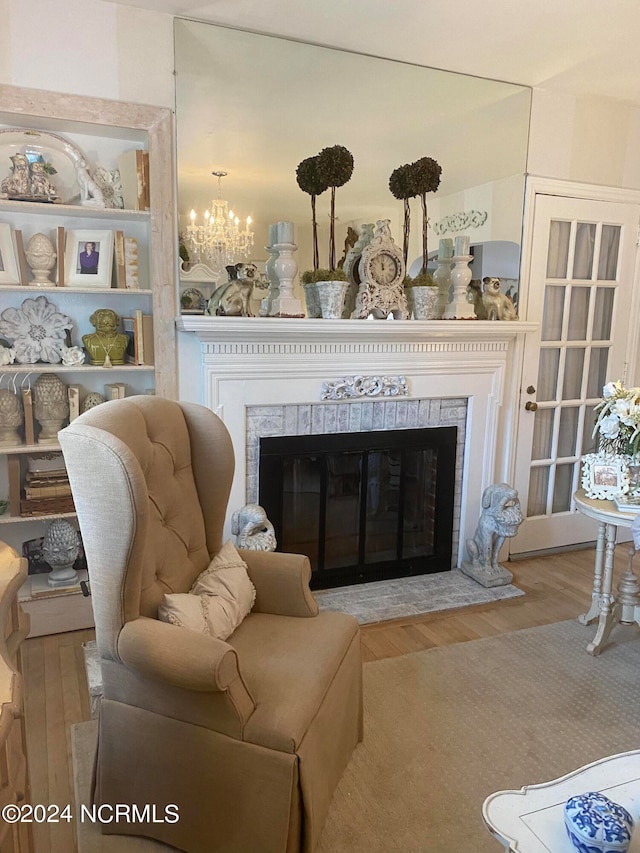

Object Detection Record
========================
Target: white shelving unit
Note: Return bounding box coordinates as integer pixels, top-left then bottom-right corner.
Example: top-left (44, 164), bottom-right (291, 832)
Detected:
top-left (0, 84), bottom-right (178, 636)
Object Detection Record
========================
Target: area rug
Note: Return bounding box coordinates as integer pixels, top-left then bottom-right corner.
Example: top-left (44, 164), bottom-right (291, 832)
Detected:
top-left (314, 568), bottom-right (524, 624)
top-left (71, 618), bottom-right (640, 853)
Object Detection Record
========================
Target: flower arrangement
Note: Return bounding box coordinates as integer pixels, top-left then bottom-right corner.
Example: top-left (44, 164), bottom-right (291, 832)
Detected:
top-left (592, 380), bottom-right (640, 458)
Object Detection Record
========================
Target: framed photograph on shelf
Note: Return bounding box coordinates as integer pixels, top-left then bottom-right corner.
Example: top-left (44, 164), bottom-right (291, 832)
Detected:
top-left (64, 229), bottom-right (114, 288)
top-left (0, 223), bottom-right (21, 285)
top-left (581, 453), bottom-right (630, 500)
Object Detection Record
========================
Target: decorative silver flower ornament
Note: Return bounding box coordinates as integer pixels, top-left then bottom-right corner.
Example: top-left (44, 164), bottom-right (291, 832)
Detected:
top-left (0, 295), bottom-right (73, 364)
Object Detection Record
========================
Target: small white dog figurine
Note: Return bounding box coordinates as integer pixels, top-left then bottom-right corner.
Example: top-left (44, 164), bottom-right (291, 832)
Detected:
top-left (231, 503), bottom-right (277, 551)
top-left (481, 277), bottom-right (518, 321)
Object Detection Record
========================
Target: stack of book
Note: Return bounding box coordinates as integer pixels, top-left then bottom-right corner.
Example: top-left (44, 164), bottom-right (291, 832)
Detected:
top-left (20, 453), bottom-right (75, 517)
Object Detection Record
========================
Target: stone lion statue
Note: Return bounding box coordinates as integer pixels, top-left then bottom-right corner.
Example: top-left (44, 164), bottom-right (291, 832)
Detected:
top-left (461, 483), bottom-right (523, 587)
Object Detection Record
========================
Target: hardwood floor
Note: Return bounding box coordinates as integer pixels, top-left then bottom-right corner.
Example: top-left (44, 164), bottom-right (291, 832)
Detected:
top-left (19, 544), bottom-right (631, 853)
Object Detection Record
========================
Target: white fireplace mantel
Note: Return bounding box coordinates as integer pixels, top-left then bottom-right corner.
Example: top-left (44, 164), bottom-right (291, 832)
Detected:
top-left (177, 316), bottom-right (538, 565)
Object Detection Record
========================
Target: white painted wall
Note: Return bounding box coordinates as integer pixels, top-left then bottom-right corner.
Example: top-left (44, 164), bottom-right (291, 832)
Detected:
top-left (0, 0), bottom-right (174, 109)
top-left (529, 88), bottom-right (640, 189)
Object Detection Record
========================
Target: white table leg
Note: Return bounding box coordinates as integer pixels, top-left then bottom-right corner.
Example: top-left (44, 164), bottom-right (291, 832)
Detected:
top-left (578, 521), bottom-right (606, 625)
top-left (617, 545), bottom-right (640, 624)
top-left (587, 522), bottom-right (621, 655)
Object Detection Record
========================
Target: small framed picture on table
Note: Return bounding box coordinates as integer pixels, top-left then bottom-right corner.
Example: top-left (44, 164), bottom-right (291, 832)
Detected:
top-left (581, 453), bottom-right (630, 500)
top-left (0, 223), bottom-right (21, 285)
top-left (64, 229), bottom-right (114, 288)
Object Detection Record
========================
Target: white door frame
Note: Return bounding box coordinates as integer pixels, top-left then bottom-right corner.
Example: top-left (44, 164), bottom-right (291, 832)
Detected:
top-left (507, 176), bottom-right (640, 556)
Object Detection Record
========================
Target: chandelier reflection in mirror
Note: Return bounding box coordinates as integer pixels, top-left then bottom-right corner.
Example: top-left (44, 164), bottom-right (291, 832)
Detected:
top-left (184, 171), bottom-right (254, 272)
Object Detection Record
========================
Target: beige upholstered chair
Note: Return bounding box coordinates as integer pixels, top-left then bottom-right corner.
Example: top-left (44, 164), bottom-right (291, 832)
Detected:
top-left (59, 396), bottom-right (362, 853)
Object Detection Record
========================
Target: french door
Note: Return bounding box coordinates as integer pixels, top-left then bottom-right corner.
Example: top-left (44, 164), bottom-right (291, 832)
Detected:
top-left (511, 193), bottom-right (640, 554)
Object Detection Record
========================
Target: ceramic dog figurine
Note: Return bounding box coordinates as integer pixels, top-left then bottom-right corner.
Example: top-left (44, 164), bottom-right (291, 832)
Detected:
top-left (481, 276), bottom-right (518, 321)
top-left (461, 482), bottom-right (523, 587)
top-left (206, 262), bottom-right (259, 317)
top-left (231, 503), bottom-right (277, 551)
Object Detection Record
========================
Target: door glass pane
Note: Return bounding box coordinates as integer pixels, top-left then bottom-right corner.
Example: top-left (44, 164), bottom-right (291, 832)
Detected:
top-left (573, 223), bottom-right (596, 279)
top-left (546, 220), bottom-right (571, 278)
top-left (537, 349), bottom-right (560, 401)
top-left (587, 347), bottom-right (609, 398)
top-left (582, 407), bottom-right (598, 455)
top-left (527, 466), bottom-right (549, 517)
top-left (567, 287), bottom-right (590, 340)
top-left (562, 348), bottom-right (585, 400)
top-left (558, 407), bottom-right (579, 458)
top-left (532, 409), bottom-right (554, 460)
top-left (597, 225), bottom-right (621, 280)
top-left (541, 286), bottom-right (565, 341)
top-left (552, 463), bottom-right (575, 513)
top-left (592, 288), bottom-right (614, 340)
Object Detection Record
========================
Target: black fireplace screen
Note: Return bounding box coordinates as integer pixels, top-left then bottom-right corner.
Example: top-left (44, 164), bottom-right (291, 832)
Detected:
top-left (259, 426), bottom-right (456, 590)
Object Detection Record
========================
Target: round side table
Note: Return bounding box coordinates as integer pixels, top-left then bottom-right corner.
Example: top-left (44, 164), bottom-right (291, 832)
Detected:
top-left (573, 488), bottom-right (640, 655)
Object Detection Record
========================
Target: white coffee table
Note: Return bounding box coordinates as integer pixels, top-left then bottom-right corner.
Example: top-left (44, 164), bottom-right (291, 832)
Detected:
top-left (482, 750), bottom-right (640, 852)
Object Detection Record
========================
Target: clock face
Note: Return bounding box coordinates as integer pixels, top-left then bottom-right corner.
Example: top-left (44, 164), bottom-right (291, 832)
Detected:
top-left (369, 251), bottom-right (400, 286)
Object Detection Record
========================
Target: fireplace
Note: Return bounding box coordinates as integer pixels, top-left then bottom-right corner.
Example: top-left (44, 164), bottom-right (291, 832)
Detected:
top-left (176, 316), bottom-right (537, 567)
top-left (260, 426), bottom-right (457, 589)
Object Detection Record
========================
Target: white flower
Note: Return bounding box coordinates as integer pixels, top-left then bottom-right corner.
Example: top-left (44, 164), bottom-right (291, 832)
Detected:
top-left (0, 345), bottom-right (15, 365)
top-left (60, 345), bottom-right (85, 366)
top-left (602, 381), bottom-right (622, 399)
top-left (92, 167), bottom-right (124, 209)
top-left (0, 296), bottom-right (73, 364)
top-left (599, 414), bottom-right (621, 439)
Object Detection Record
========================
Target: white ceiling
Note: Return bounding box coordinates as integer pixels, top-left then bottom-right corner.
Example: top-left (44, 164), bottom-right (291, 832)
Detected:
top-left (110, 0), bottom-right (640, 104)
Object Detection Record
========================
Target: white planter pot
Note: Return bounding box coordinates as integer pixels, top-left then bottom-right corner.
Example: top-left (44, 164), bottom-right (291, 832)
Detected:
top-left (316, 280), bottom-right (348, 320)
top-left (408, 286), bottom-right (438, 320)
top-left (302, 282), bottom-right (321, 318)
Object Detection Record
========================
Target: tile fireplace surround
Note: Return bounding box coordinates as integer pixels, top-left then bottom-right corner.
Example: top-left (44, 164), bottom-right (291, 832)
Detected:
top-left (177, 317), bottom-right (537, 568)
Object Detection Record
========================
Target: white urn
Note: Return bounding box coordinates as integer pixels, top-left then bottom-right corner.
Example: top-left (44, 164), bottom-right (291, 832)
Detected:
top-left (25, 232), bottom-right (57, 285)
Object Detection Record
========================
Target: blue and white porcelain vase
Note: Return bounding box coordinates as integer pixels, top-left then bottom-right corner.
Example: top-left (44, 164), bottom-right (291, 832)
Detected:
top-left (564, 792), bottom-right (634, 853)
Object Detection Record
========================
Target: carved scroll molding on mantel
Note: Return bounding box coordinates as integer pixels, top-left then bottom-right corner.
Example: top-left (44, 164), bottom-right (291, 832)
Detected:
top-left (433, 210), bottom-right (488, 235)
top-left (321, 375), bottom-right (408, 400)
top-left (176, 316), bottom-right (538, 566)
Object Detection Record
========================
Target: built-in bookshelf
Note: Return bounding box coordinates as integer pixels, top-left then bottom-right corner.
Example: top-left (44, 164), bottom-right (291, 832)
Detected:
top-left (0, 84), bottom-right (177, 635)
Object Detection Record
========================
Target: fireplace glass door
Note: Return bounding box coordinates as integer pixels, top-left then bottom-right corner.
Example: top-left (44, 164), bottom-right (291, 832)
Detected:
top-left (260, 427), bottom-right (456, 589)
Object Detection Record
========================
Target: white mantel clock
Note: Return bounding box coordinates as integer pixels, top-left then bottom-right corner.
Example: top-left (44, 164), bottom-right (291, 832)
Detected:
top-left (351, 220), bottom-right (408, 319)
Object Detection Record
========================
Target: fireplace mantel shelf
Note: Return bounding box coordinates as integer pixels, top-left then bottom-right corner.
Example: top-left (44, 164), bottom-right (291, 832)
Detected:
top-left (177, 316), bottom-right (538, 345)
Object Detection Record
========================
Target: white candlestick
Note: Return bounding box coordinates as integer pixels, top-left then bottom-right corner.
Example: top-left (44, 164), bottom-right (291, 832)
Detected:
top-left (278, 220), bottom-right (295, 244)
top-left (438, 238), bottom-right (453, 260)
top-left (454, 235), bottom-right (470, 257)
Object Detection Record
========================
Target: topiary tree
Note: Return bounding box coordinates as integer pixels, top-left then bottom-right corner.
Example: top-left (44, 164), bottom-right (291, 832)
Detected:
top-left (410, 156), bottom-right (442, 276)
top-left (389, 163), bottom-right (413, 268)
top-left (296, 155), bottom-right (328, 272)
top-left (316, 145), bottom-right (354, 272)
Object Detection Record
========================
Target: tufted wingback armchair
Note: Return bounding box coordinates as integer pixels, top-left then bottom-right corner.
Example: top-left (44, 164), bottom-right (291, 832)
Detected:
top-left (59, 396), bottom-right (362, 853)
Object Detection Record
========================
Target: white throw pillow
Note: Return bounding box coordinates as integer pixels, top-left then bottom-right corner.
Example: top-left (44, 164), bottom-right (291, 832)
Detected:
top-left (158, 540), bottom-right (256, 640)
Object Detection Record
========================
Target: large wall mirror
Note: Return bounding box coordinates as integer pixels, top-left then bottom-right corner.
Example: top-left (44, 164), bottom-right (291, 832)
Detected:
top-left (174, 19), bottom-right (532, 302)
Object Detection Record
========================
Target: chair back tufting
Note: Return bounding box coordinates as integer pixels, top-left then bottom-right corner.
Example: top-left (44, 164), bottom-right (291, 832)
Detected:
top-left (59, 396), bottom-right (234, 660)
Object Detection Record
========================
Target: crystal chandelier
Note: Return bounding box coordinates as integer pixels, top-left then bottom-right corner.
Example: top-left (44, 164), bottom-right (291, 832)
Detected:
top-left (184, 171), bottom-right (254, 272)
